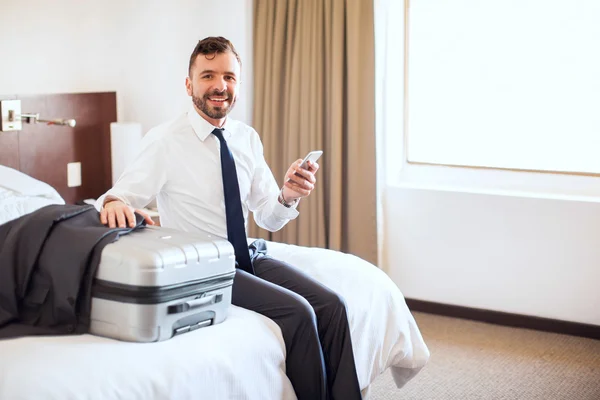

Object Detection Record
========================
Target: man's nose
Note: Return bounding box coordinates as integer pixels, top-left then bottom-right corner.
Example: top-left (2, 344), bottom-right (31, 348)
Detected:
top-left (214, 78), bottom-right (228, 92)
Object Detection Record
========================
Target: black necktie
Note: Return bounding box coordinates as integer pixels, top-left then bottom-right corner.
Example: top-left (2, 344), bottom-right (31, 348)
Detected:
top-left (212, 128), bottom-right (254, 274)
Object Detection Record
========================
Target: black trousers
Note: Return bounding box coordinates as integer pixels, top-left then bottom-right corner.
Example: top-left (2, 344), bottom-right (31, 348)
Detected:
top-left (232, 255), bottom-right (362, 400)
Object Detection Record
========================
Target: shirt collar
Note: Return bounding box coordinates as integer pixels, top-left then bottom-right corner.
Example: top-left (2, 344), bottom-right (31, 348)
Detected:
top-left (187, 104), bottom-right (233, 141)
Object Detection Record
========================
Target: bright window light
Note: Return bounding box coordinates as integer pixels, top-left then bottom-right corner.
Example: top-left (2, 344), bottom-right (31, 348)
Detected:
top-left (407, 0), bottom-right (600, 174)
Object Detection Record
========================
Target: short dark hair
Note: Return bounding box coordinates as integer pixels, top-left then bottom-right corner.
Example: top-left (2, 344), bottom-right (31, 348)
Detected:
top-left (188, 36), bottom-right (242, 76)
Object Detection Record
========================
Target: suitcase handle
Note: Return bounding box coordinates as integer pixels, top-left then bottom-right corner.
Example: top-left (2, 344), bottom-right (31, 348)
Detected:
top-left (167, 294), bottom-right (222, 314)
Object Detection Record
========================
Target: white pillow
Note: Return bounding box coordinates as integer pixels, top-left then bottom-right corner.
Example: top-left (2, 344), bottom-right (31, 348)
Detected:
top-left (0, 166), bottom-right (65, 224)
top-left (0, 165), bottom-right (64, 201)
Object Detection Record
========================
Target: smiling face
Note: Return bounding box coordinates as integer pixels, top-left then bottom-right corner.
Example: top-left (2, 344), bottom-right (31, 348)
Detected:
top-left (185, 51), bottom-right (241, 127)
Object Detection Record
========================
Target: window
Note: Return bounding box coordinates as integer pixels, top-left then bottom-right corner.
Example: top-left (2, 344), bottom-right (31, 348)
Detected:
top-left (407, 0), bottom-right (600, 175)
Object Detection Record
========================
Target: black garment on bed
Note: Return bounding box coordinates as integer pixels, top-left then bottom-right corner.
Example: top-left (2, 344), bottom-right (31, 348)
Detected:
top-left (0, 204), bottom-right (145, 339)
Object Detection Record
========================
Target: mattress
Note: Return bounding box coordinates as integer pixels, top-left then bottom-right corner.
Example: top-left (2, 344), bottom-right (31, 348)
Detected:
top-left (0, 167), bottom-right (430, 399)
top-left (0, 240), bottom-right (429, 400)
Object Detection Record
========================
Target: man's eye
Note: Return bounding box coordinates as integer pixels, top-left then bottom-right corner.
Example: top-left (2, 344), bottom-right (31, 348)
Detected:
top-left (225, 76), bottom-right (235, 81)
top-left (202, 75), bottom-right (212, 79)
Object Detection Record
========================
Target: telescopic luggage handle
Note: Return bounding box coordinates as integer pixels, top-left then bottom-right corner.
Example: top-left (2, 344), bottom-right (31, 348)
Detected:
top-left (167, 293), bottom-right (223, 314)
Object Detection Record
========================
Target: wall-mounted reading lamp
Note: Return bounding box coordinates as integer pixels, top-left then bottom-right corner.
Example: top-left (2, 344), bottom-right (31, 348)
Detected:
top-left (0, 99), bottom-right (76, 132)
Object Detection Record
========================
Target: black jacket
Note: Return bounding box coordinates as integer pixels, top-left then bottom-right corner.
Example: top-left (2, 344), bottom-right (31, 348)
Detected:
top-left (0, 204), bottom-right (144, 339)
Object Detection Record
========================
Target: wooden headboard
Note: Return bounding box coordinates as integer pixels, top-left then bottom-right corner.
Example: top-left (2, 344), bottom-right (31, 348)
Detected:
top-left (0, 92), bottom-right (116, 204)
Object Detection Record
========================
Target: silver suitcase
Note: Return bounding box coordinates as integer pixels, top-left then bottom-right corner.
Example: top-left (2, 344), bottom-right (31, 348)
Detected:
top-left (89, 225), bottom-right (236, 342)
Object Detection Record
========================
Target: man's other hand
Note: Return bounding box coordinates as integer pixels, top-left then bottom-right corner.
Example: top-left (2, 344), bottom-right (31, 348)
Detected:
top-left (100, 200), bottom-right (155, 228)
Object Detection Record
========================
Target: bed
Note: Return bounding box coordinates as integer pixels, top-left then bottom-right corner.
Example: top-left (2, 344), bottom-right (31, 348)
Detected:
top-left (0, 93), bottom-right (429, 399)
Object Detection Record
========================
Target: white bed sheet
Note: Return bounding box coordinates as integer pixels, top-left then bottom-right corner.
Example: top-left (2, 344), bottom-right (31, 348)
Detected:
top-left (0, 240), bottom-right (429, 400)
top-left (265, 241), bottom-right (431, 390)
top-left (0, 166), bottom-right (430, 399)
top-left (0, 307), bottom-right (294, 400)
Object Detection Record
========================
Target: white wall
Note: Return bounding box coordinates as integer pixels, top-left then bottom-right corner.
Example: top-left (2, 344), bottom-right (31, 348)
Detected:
top-left (0, 0), bottom-right (254, 132)
top-left (376, 1), bottom-right (600, 326)
top-left (383, 186), bottom-right (600, 326)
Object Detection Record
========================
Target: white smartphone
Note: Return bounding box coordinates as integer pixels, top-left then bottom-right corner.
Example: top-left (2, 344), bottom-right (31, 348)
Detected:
top-left (299, 150), bottom-right (323, 170)
top-left (288, 150), bottom-right (323, 182)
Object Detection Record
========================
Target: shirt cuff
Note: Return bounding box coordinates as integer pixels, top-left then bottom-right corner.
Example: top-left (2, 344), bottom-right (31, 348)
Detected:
top-left (272, 197), bottom-right (300, 220)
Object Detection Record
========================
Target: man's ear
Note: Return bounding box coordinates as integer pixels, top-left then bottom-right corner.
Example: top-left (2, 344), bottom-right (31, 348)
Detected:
top-left (185, 76), bottom-right (193, 96)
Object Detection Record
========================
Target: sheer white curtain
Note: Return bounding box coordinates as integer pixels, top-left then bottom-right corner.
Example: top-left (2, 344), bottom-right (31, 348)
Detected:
top-left (374, 0), bottom-right (405, 266)
top-left (375, 0), bottom-right (404, 187)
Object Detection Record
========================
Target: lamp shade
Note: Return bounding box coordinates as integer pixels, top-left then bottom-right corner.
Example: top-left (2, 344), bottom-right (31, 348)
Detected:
top-left (110, 122), bottom-right (143, 185)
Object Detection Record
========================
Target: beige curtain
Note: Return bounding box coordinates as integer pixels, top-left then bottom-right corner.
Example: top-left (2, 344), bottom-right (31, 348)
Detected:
top-left (250, 0), bottom-right (378, 265)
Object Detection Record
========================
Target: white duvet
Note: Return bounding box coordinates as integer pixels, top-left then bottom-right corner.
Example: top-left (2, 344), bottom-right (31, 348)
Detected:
top-left (0, 166), bottom-right (430, 399)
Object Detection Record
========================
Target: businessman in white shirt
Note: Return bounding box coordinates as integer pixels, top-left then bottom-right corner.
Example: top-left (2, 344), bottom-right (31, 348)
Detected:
top-left (96, 37), bottom-right (361, 400)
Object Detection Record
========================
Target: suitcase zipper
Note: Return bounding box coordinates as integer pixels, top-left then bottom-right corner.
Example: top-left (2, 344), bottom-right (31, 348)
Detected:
top-left (92, 271), bottom-right (235, 305)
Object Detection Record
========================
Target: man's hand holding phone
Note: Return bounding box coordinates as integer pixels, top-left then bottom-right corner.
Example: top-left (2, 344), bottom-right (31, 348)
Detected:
top-left (281, 150), bottom-right (322, 204)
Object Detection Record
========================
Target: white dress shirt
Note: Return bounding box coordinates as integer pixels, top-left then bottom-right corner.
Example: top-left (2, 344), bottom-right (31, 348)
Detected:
top-left (96, 106), bottom-right (299, 238)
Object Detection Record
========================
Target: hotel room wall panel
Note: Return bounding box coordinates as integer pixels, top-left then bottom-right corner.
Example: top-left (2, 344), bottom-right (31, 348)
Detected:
top-left (0, 92), bottom-right (116, 204)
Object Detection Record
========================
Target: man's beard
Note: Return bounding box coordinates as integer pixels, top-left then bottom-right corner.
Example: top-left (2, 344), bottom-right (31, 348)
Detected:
top-left (192, 90), bottom-right (236, 120)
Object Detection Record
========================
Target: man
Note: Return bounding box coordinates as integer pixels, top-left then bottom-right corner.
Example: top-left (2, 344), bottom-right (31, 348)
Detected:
top-left (97, 36), bottom-right (361, 400)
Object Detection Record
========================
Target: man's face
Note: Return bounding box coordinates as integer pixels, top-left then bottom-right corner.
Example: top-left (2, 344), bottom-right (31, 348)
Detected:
top-left (186, 51), bottom-right (241, 125)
